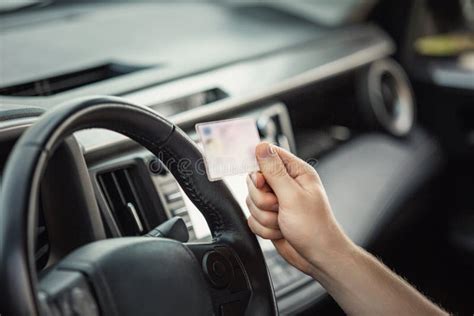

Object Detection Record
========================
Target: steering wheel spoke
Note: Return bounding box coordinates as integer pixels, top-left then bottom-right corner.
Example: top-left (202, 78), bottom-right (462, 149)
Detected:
top-left (187, 243), bottom-right (252, 315)
top-left (38, 269), bottom-right (99, 316)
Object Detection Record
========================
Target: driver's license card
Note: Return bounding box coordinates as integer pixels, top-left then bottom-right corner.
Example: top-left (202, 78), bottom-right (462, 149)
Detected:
top-left (196, 118), bottom-right (260, 181)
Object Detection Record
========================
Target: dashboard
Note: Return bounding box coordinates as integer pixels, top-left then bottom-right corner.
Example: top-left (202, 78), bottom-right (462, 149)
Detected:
top-left (0, 3), bottom-right (444, 314)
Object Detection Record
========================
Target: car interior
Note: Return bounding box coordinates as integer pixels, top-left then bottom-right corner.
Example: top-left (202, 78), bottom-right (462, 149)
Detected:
top-left (0, 0), bottom-right (473, 315)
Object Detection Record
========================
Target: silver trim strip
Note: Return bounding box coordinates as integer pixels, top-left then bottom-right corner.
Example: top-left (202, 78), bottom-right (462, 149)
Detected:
top-left (0, 117), bottom-right (37, 141)
top-left (126, 202), bottom-right (144, 233)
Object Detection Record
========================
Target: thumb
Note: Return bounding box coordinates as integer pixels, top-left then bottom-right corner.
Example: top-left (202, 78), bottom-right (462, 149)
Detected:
top-left (273, 146), bottom-right (320, 187)
top-left (255, 142), bottom-right (296, 196)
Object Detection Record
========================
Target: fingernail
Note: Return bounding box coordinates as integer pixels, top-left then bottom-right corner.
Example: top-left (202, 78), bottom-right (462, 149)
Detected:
top-left (269, 145), bottom-right (276, 155)
top-left (250, 172), bottom-right (257, 185)
top-left (257, 143), bottom-right (276, 159)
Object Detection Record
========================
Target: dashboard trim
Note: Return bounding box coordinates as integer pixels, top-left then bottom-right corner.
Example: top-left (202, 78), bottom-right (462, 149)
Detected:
top-left (0, 25), bottom-right (394, 158)
top-left (0, 118), bottom-right (38, 142)
top-left (172, 40), bottom-right (393, 127)
top-left (76, 29), bottom-right (394, 156)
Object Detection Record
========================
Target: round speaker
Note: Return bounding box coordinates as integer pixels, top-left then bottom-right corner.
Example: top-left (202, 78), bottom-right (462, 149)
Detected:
top-left (358, 58), bottom-right (415, 137)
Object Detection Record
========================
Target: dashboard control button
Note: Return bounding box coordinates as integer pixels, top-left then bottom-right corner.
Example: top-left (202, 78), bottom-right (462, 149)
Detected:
top-left (38, 292), bottom-right (61, 316)
top-left (212, 260), bottom-right (226, 278)
top-left (57, 293), bottom-right (73, 316)
top-left (202, 251), bottom-right (233, 288)
top-left (70, 285), bottom-right (99, 316)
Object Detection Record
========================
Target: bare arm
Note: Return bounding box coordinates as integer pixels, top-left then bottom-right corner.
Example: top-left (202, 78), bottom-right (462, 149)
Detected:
top-left (246, 142), bottom-right (447, 315)
top-left (311, 244), bottom-right (446, 315)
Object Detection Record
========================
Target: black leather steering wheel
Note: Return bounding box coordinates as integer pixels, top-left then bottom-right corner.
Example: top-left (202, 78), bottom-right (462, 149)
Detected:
top-left (0, 96), bottom-right (277, 315)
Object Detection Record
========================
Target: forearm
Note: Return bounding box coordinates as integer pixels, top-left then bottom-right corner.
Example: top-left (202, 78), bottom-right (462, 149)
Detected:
top-left (247, 144), bottom-right (446, 314)
top-left (310, 243), bottom-right (447, 316)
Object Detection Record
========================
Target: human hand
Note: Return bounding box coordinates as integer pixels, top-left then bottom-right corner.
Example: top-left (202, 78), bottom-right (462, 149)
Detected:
top-left (247, 142), bottom-right (448, 315)
top-left (246, 142), bottom-right (354, 276)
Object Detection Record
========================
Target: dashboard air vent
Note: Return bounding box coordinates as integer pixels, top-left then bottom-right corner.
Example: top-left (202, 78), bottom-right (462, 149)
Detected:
top-left (149, 88), bottom-right (228, 116)
top-left (97, 167), bottom-right (146, 236)
top-left (0, 62), bottom-right (151, 97)
top-left (35, 210), bottom-right (50, 271)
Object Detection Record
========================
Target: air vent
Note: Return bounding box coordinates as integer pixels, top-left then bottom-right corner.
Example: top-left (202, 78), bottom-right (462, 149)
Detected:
top-left (357, 58), bottom-right (415, 137)
top-left (35, 210), bottom-right (50, 271)
top-left (150, 88), bottom-right (228, 116)
top-left (0, 62), bottom-right (151, 97)
top-left (97, 167), bottom-right (146, 236)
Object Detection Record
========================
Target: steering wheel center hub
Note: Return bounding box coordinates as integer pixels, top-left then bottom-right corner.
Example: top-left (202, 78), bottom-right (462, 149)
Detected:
top-left (55, 238), bottom-right (214, 315)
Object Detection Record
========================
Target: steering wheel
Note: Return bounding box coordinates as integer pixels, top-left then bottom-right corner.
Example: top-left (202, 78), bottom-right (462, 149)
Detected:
top-left (0, 96), bottom-right (277, 315)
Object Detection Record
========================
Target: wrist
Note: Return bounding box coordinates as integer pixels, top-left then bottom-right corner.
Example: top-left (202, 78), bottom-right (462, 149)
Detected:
top-left (307, 234), bottom-right (361, 279)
